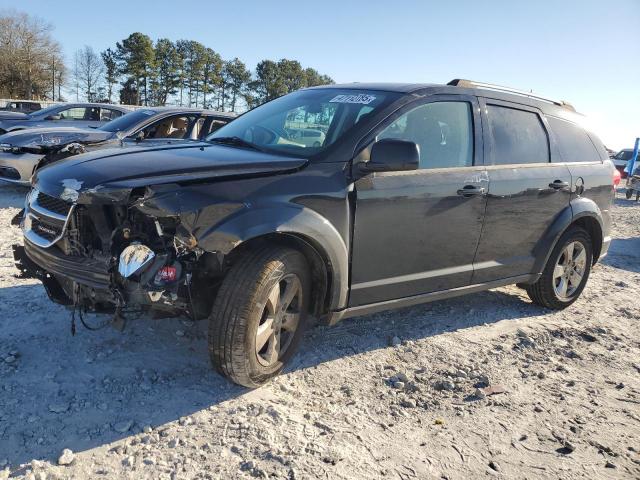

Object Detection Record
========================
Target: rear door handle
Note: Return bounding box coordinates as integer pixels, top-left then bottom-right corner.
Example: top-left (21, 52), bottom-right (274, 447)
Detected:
top-left (549, 180), bottom-right (569, 190)
top-left (457, 185), bottom-right (486, 197)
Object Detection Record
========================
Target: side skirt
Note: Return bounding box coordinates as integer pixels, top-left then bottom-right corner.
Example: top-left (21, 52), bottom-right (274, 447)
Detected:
top-left (327, 274), bottom-right (540, 325)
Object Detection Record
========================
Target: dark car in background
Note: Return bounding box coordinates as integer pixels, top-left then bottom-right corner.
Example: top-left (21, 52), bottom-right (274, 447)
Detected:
top-left (0, 107), bottom-right (236, 185)
top-left (13, 79), bottom-right (615, 387)
top-left (0, 103), bottom-right (130, 134)
top-left (2, 101), bottom-right (42, 113)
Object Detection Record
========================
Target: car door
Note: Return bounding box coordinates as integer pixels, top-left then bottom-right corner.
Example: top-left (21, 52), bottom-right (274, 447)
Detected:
top-left (471, 98), bottom-right (572, 283)
top-left (350, 95), bottom-right (488, 306)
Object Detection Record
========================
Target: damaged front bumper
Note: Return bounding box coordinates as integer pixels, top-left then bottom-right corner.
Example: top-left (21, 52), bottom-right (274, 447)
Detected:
top-left (14, 237), bottom-right (196, 315)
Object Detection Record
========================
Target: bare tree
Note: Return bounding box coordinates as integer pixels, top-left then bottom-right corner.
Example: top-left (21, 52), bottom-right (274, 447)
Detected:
top-left (73, 45), bottom-right (104, 101)
top-left (0, 10), bottom-right (63, 99)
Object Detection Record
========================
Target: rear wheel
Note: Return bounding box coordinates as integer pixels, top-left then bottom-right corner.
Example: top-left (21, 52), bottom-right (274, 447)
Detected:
top-left (525, 227), bottom-right (592, 309)
top-left (626, 189), bottom-right (633, 199)
top-left (208, 246), bottom-right (310, 387)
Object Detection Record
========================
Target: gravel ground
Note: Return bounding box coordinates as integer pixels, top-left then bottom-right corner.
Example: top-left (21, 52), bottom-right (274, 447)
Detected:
top-left (0, 185), bottom-right (639, 479)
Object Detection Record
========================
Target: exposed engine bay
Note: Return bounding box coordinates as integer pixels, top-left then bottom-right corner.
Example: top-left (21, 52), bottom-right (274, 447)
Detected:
top-left (14, 188), bottom-right (225, 327)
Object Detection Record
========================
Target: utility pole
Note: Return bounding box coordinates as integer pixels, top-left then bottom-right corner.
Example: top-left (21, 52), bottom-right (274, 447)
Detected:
top-left (51, 56), bottom-right (55, 101)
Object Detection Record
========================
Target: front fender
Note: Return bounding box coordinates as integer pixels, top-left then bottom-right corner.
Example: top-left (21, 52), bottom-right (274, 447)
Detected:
top-left (196, 205), bottom-right (349, 311)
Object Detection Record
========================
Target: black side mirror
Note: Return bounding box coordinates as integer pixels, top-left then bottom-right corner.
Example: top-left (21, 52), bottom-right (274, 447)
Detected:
top-left (359, 139), bottom-right (420, 173)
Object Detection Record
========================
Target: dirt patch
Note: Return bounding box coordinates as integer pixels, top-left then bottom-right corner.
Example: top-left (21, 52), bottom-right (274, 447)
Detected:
top-left (1, 188), bottom-right (639, 479)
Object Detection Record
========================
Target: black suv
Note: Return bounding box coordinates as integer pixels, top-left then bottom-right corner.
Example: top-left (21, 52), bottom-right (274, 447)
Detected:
top-left (13, 79), bottom-right (615, 387)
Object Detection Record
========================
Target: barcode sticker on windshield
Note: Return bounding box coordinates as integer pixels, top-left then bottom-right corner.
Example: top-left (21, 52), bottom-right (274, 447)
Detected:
top-left (329, 94), bottom-right (376, 104)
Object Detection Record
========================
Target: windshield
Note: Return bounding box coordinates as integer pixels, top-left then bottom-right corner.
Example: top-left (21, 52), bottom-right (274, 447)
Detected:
top-left (207, 89), bottom-right (398, 157)
top-left (99, 109), bottom-right (156, 133)
top-left (615, 150), bottom-right (633, 160)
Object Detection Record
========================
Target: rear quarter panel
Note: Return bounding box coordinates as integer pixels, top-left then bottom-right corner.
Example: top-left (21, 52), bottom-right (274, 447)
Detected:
top-left (567, 160), bottom-right (614, 242)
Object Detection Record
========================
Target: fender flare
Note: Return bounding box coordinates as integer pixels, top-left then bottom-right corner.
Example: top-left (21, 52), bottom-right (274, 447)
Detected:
top-left (195, 205), bottom-right (349, 311)
top-left (532, 197), bottom-right (604, 273)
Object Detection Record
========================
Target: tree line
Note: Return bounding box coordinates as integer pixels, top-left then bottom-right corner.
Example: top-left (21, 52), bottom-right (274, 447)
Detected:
top-left (0, 11), bottom-right (334, 112)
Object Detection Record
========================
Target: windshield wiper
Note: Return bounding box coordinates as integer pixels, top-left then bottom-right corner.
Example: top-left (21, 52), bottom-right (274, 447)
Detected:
top-left (208, 136), bottom-right (265, 152)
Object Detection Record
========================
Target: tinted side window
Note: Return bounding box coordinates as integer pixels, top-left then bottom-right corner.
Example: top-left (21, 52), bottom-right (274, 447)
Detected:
top-left (100, 108), bottom-right (123, 121)
top-left (547, 116), bottom-right (599, 163)
top-left (58, 107), bottom-right (88, 120)
top-left (378, 101), bottom-right (474, 169)
top-left (486, 105), bottom-right (549, 165)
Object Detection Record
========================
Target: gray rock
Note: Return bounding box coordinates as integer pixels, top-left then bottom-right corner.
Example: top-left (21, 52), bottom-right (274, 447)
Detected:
top-left (4, 356), bottom-right (16, 364)
top-left (475, 388), bottom-right (486, 399)
top-left (114, 420), bottom-right (133, 433)
top-left (400, 398), bottom-right (417, 408)
top-left (396, 372), bottom-right (409, 383)
top-left (175, 330), bottom-right (185, 337)
top-left (435, 379), bottom-right (456, 391)
top-left (392, 381), bottom-right (405, 390)
top-left (0, 460), bottom-right (6, 468)
top-left (48, 403), bottom-right (69, 414)
top-left (390, 336), bottom-right (401, 347)
top-left (58, 448), bottom-right (75, 466)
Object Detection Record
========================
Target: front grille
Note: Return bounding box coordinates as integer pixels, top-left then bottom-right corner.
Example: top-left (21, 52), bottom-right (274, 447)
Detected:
top-left (37, 191), bottom-right (72, 216)
top-left (31, 217), bottom-right (63, 242)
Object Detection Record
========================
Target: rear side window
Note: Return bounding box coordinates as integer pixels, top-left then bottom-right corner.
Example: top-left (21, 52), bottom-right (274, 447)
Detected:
top-left (486, 105), bottom-right (549, 165)
top-left (547, 116), bottom-right (600, 162)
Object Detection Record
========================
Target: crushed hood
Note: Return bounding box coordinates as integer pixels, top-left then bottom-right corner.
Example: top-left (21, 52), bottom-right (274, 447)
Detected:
top-left (33, 143), bottom-right (308, 203)
top-left (0, 126), bottom-right (112, 148)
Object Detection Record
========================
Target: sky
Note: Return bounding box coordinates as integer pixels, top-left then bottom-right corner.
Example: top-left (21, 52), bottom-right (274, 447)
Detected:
top-left (3, 0), bottom-right (640, 150)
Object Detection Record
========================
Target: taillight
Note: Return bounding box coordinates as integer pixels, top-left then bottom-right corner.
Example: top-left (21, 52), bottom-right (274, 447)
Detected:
top-left (613, 168), bottom-right (621, 186)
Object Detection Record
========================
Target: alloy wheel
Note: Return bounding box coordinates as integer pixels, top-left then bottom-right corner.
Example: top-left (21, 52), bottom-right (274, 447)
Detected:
top-left (553, 241), bottom-right (587, 300)
top-left (255, 274), bottom-right (302, 367)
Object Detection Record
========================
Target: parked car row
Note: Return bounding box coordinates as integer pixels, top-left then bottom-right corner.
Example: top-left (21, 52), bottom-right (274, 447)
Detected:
top-left (0, 102), bottom-right (130, 133)
top-left (11, 80), bottom-right (616, 388)
top-left (0, 107), bottom-right (236, 184)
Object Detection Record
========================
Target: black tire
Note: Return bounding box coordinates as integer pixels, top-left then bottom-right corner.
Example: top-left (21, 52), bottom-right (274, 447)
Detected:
top-left (525, 227), bottom-right (592, 310)
top-left (626, 189), bottom-right (633, 199)
top-left (208, 246), bottom-right (310, 387)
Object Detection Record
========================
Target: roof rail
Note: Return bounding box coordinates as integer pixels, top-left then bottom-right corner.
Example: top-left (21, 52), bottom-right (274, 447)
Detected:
top-left (447, 79), bottom-right (576, 112)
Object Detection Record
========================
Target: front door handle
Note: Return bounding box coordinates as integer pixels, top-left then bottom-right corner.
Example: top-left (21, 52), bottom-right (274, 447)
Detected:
top-left (549, 180), bottom-right (569, 190)
top-left (457, 185), bottom-right (486, 197)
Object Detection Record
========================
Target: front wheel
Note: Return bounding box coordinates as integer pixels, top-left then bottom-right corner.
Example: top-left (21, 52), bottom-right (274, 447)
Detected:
top-left (208, 246), bottom-right (310, 387)
top-left (525, 227), bottom-right (592, 309)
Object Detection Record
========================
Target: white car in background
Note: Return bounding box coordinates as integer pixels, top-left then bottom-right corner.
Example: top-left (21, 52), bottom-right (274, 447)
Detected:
top-left (287, 128), bottom-right (326, 147)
